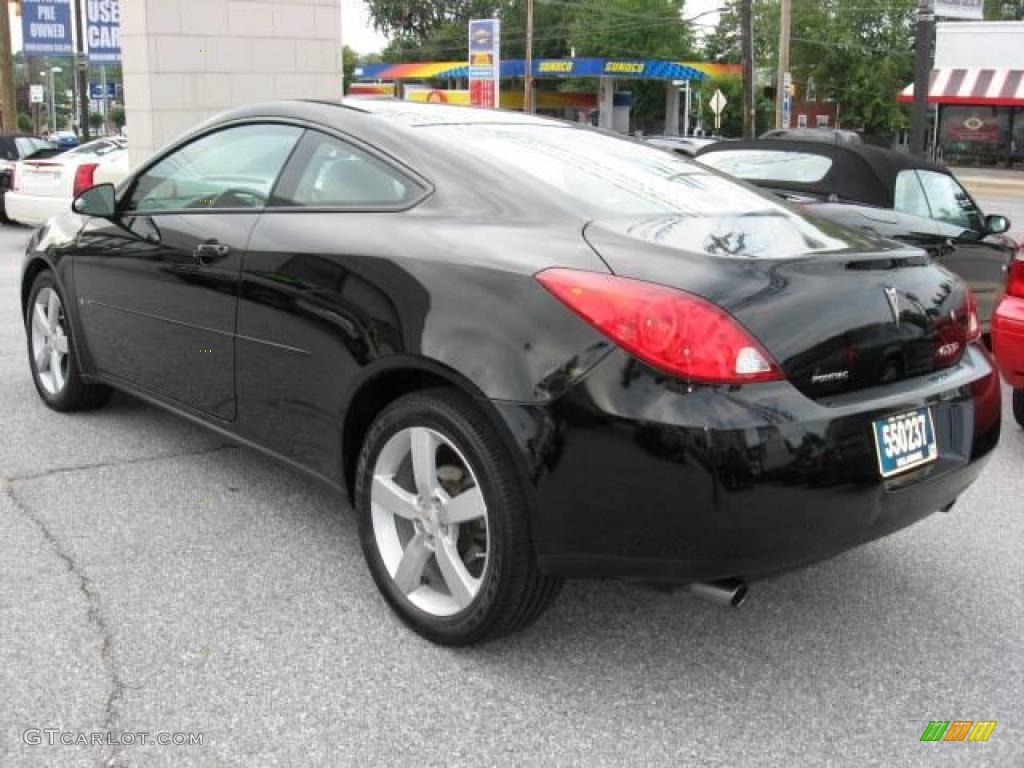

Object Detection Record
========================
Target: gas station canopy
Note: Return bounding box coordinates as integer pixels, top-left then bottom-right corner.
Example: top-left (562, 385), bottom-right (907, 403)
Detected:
top-left (355, 58), bottom-right (739, 82)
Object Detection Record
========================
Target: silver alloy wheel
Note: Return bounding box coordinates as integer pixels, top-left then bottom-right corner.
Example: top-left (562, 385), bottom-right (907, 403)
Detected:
top-left (371, 426), bottom-right (490, 617)
top-left (30, 287), bottom-right (69, 396)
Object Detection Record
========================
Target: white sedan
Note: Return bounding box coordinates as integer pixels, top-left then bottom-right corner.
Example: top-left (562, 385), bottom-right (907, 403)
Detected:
top-left (6, 137), bottom-right (130, 227)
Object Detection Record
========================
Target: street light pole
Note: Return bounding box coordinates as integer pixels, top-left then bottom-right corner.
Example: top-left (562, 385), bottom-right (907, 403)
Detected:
top-left (740, 0), bottom-right (754, 139)
top-left (910, 0), bottom-right (934, 157)
top-left (524, 0), bottom-right (535, 114)
top-left (49, 71), bottom-right (56, 133)
top-left (73, 0), bottom-right (91, 140)
top-left (49, 67), bottom-right (62, 134)
top-left (774, 0), bottom-right (791, 130)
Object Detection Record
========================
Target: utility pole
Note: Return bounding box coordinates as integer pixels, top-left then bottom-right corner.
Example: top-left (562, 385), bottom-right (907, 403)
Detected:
top-left (910, 0), bottom-right (934, 157)
top-left (774, 0), bottom-right (791, 130)
top-left (73, 0), bottom-right (90, 140)
top-left (740, 0), bottom-right (754, 139)
top-left (524, 0), bottom-right (535, 114)
top-left (0, 0), bottom-right (17, 132)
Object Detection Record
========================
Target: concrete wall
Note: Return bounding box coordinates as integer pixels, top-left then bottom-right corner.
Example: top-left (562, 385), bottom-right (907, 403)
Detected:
top-left (122, 0), bottom-right (342, 166)
top-left (935, 21), bottom-right (1024, 68)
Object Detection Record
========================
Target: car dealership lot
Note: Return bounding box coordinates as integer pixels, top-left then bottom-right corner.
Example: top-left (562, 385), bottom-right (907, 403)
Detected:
top-left (1, 220), bottom-right (1021, 766)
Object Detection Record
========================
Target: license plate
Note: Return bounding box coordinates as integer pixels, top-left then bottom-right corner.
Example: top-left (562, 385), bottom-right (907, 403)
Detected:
top-left (871, 407), bottom-right (938, 478)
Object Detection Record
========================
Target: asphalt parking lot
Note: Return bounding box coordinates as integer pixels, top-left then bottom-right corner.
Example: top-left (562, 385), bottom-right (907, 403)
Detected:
top-left (1, 215), bottom-right (1022, 768)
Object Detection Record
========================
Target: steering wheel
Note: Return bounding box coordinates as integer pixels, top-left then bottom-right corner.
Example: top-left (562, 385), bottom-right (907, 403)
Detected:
top-left (208, 187), bottom-right (265, 209)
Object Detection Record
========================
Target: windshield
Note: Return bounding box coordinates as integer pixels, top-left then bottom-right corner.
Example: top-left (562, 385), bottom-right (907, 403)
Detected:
top-left (419, 124), bottom-right (803, 219)
top-left (698, 150), bottom-right (833, 183)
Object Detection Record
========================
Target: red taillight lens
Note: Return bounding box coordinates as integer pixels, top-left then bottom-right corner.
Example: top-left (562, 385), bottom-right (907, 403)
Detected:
top-left (1007, 256), bottom-right (1024, 299)
top-left (73, 163), bottom-right (99, 197)
top-left (934, 285), bottom-right (981, 367)
top-left (965, 286), bottom-right (981, 343)
top-left (536, 268), bottom-right (784, 384)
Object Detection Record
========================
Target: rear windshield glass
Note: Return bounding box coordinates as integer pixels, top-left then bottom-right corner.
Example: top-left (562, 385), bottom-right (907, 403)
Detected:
top-left (67, 139), bottom-right (125, 158)
top-left (698, 150), bottom-right (833, 183)
top-left (419, 123), bottom-right (802, 219)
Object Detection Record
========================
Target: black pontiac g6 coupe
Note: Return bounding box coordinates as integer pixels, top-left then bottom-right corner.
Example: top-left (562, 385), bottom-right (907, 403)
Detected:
top-left (21, 101), bottom-right (1001, 644)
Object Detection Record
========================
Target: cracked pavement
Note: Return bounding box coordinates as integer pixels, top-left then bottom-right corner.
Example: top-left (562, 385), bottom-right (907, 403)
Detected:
top-left (1, 217), bottom-right (1022, 767)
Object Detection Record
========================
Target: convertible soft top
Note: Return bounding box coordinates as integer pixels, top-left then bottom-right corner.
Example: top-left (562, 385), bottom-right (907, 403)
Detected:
top-left (695, 139), bottom-right (953, 208)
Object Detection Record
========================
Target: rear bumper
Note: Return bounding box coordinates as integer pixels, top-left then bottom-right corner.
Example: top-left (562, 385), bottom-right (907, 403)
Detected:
top-left (493, 344), bottom-right (1001, 583)
top-left (4, 192), bottom-right (70, 228)
top-left (992, 294), bottom-right (1024, 388)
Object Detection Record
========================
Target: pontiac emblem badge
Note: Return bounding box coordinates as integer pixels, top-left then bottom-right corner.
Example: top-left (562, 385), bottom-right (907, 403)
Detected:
top-left (883, 285), bottom-right (900, 326)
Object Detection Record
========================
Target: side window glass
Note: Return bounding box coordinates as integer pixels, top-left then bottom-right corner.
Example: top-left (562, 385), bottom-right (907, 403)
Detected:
top-left (893, 171), bottom-right (931, 219)
top-left (916, 170), bottom-right (983, 232)
top-left (280, 134), bottom-right (415, 207)
top-left (129, 124), bottom-right (303, 212)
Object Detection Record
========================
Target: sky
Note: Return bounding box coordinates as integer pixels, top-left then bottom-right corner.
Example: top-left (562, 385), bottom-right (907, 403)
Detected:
top-left (341, 0), bottom-right (724, 56)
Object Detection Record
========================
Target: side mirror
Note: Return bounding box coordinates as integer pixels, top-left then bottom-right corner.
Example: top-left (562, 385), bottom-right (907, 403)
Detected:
top-left (72, 183), bottom-right (117, 219)
top-left (985, 214), bottom-right (1010, 235)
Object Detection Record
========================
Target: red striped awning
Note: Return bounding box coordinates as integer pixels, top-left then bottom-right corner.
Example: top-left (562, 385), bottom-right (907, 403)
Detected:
top-left (898, 68), bottom-right (1024, 106)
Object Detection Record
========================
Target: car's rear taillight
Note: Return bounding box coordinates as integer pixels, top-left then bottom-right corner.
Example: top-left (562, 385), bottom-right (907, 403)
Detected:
top-left (535, 268), bottom-right (784, 384)
top-left (964, 286), bottom-right (982, 343)
top-left (1007, 256), bottom-right (1024, 299)
top-left (934, 285), bottom-right (981, 368)
top-left (73, 163), bottom-right (99, 197)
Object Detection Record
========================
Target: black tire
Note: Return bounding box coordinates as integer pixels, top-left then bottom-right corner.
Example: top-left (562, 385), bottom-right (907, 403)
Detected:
top-left (355, 388), bottom-right (561, 645)
top-left (25, 271), bottom-right (112, 412)
top-left (1014, 388), bottom-right (1024, 428)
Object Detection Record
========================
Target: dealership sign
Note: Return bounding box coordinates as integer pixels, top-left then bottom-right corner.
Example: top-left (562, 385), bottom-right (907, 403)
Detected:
top-left (21, 0), bottom-right (73, 56)
top-left (934, 0), bottom-right (983, 19)
top-left (468, 19), bottom-right (500, 109)
top-left (87, 0), bottom-right (121, 62)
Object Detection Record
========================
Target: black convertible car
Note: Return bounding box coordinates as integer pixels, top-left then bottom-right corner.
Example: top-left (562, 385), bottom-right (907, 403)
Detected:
top-left (696, 140), bottom-right (1017, 334)
top-left (21, 101), bottom-right (1001, 644)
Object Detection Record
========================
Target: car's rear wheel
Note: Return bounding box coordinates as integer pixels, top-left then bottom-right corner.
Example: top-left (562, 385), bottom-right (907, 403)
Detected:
top-left (355, 388), bottom-right (561, 645)
top-left (26, 272), bottom-right (111, 411)
top-left (1014, 388), bottom-right (1023, 428)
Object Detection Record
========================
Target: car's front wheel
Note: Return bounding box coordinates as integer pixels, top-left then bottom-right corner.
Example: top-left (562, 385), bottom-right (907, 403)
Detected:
top-left (26, 272), bottom-right (111, 411)
top-left (355, 388), bottom-right (561, 645)
top-left (1014, 388), bottom-right (1023, 428)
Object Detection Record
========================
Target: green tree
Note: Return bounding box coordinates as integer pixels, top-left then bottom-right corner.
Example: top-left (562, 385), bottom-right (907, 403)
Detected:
top-left (342, 45), bottom-right (359, 92)
top-left (695, 74), bottom-right (773, 137)
top-left (88, 111), bottom-right (105, 132)
top-left (703, 0), bottom-right (917, 138)
top-left (567, 0), bottom-right (696, 129)
top-left (366, 0), bottom-right (497, 42)
top-left (110, 106), bottom-right (126, 130)
top-left (18, 113), bottom-right (33, 133)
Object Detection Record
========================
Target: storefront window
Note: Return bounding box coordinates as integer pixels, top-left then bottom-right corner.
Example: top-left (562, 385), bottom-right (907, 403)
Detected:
top-left (937, 105), bottom-right (1017, 168)
top-left (1011, 108), bottom-right (1024, 168)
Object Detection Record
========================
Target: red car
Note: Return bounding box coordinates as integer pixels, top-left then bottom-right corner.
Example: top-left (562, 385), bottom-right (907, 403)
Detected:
top-left (993, 251), bottom-right (1024, 427)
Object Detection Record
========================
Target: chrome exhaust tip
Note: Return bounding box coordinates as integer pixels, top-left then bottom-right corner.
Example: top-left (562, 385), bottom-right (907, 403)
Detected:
top-left (686, 579), bottom-right (748, 608)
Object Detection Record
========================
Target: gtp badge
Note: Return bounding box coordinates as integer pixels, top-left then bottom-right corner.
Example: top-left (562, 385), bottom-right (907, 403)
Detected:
top-left (883, 285), bottom-right (900, 327)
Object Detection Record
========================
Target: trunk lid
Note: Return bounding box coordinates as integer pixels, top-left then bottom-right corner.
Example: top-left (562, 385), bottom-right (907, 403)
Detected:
top-left (583, 213), bottom-right (973, 399)
top-left (15, 159), bottom-right (72, 198)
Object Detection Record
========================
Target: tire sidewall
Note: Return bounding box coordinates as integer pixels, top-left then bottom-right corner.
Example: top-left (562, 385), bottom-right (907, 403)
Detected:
top-left (355, 394), bottom-right (515, 644)
top-left (26, 272), bottom-right (80, 410)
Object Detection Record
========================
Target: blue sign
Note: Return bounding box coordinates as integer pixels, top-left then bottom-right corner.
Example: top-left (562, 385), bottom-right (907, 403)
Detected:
top-left (21, 0), bottom-right (73, 56)
top-left (86, 0), bottom-right (121, 63)
top-left (89, 82), bottom-right (117, 100)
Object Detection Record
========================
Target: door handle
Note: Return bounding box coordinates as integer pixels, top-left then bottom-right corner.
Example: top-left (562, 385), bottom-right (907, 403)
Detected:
top-left (194, 242), bottom-right (231, 265)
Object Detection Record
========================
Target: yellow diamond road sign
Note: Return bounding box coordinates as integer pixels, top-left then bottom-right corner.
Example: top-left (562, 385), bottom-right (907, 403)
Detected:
top-left (710, 89), bottom-right (727, 116)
